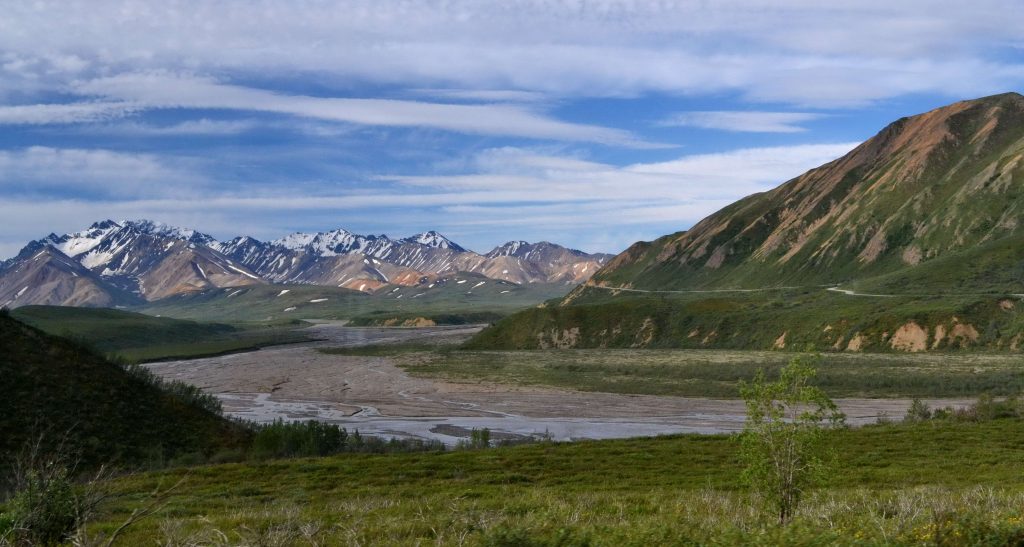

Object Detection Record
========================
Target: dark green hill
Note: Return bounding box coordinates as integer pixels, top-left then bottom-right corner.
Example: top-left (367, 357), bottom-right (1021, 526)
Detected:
top-left (11, 305), bottom-right (308, 362)
top-left (0, 311), bottom-right (249, 468)
top-left (11, 305), bottom-right (236, 350)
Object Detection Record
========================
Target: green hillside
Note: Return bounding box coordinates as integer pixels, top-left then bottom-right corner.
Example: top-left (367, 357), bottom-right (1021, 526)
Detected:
top-left (472, 94), bottom-right (1024, 351)
top-left (136, 275), bottom-right (570, 324)
top-left (468, 286), bottom-right (1024, 351)
top-left (11, 305), bottom-right (309, 362)
top-left (0, 311), bottom-right (249, 468)
top-left (591, 93), bottom-right (1024, 292)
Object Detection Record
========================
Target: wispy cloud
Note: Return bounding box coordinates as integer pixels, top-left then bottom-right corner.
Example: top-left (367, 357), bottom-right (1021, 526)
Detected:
top-left (409, 89), bottom-right (548, 103)
top-left (1, 2), bottom-right (1022, 106)
top-left (0, 101), bottom-right (137, 124)
top-left (92, 118), bottom-right (259, 136)
top-left (0, 142), bottom-right (859, 257)
top-left (27, 72), bottom-right (654, 146)
top-left (0, 147), bottom-right (202, 198)
top-left (660, 111), bottom-right (826, 133)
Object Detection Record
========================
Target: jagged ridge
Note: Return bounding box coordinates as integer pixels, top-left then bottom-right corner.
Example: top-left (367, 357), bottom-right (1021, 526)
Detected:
top-left (1, 220), bottom-right (612, 308)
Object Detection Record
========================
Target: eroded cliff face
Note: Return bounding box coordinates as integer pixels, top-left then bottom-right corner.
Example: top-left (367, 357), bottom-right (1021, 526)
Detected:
top-left (591, 92), bottom-right (1024, 290)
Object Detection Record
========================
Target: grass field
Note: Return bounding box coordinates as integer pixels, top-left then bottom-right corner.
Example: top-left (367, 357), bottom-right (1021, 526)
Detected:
top-left (86, 419), bottom-right (1024, 545)
top-left (359, 346), bottom-right (1024, 399)
top-left (11, 305), bottom-right (310, 362)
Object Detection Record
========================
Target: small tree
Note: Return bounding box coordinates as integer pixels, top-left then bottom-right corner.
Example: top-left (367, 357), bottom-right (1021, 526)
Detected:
top-left (738, 354), bottom-right (845, 524)
top-left (904, 398), bottom-right (932, 422)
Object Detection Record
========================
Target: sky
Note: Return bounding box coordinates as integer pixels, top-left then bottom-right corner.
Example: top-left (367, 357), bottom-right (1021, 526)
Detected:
top-left (2, 1), bottom-right (1023, 258)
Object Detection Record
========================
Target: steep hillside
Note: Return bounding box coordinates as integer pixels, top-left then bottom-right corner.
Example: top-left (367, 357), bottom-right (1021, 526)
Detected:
top-left (589, 92), bottom-right (1024, 291)
top-left (0, 311), bottom-right (249, 467)
top-left (472, 93), bottom-right (1024, 352)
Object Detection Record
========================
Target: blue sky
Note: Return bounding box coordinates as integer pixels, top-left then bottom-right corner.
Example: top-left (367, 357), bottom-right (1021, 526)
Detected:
top-left (2, 1), bottom-right (1023, 258)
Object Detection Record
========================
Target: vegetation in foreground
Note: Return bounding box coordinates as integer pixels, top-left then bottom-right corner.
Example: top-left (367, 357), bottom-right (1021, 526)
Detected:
top-left (10, 311), bottom-right (1024, 544)
top-left (0, 311), bottom-right (250, 470)
top-left (52, 416), bottom-right (1024, 545)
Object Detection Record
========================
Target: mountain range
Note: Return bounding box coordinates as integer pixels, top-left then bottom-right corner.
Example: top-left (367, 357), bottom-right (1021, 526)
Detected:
top-left (0, 221), bottom-right (612, 308)
top-left (472, 92), bottom-right (1024, 352)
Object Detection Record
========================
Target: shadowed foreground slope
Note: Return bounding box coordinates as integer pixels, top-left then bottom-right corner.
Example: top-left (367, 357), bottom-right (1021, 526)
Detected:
top-left (0, 311), bottom-right (249, 469)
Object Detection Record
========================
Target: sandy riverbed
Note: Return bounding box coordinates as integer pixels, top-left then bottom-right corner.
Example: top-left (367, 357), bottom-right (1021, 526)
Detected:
top-left (146, 322), bottom-right (972, 445)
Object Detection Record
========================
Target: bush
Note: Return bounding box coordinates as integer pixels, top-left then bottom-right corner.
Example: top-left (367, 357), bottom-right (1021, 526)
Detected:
top-left (121, 364), bottom-right (223, 415)
top-left (906, 394), bottom-right (1023, 424)
top-left (250, 420), bottom-right (444, 460)
top-left (905, 398), bottom-right (932, 422)
top-left (2, 463), bottom-right (78, 545)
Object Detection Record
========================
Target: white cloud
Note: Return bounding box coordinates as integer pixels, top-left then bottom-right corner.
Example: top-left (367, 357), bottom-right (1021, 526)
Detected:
top-left (0, 147), bottom-right (202, 197)
top-left (410, 89), bottom-right (547, 103)
top-left (95, 118), bottom-right (259, 136)
top-left (43, 72), bottom-right (650, 146)
top-left (0, 1), bottom-right (1021, 106)
top-left (0, 102), bottom-right (137, 124)
top-left (0, 142), bottom-right (860, 257)
top-left (383, 143), bottom-right (858, 201)
top-left (660, 111), bottom-right (826, 133)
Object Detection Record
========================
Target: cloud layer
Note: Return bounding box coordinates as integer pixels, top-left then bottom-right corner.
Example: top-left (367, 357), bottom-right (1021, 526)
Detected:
top-left (0, 142), bottom-right (858, 258)
top-left (2, 1), bottom-right (1022, 106)
top-left (2, 2), bottom-right (1021, 259)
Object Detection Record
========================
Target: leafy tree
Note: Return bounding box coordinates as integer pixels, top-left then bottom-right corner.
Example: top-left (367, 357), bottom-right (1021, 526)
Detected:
top-left (738, 354), bottom-right (845, 524)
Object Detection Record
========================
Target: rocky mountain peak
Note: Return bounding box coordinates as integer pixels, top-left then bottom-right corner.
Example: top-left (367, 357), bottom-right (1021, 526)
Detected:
top-left (403, 231), bottom-right (466, 252)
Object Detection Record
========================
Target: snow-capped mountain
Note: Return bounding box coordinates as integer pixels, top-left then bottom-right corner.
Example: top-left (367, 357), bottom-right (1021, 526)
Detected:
top-left (1, 220), bottom-right (614, 308)
top-left (403, 231), bottom-right (467, 252)
top-left (2, 220), bottom-right (261, 307)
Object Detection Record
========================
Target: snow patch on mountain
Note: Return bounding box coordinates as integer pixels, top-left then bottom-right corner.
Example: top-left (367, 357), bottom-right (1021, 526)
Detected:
top-left (403, 231), bottom-right (466, 252)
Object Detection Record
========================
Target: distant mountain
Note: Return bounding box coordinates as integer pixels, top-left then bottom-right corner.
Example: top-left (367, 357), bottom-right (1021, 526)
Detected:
top-left (1, 221), bottom-right (612, 308)
top-left (216, 228), bottom-right (612, 289)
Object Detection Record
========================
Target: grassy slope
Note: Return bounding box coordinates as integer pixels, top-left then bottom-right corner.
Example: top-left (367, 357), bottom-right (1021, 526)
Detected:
top-left (0, 312), bottom-right (249, 468)
top-left (397, 348), bottom-right (1024, 398)
top-left (135, 276), bottom-right (570, 324)
top-left (11, 305), bottom-right (309, 362)
top-left (591, 94), bottom-right (1024, 293)
top-left (469, 287), bottom-right (1024, 351)
top-left (94, 419), bottom-right (1024, 544)
top-left (848, 231), bottom-right (1024, 294)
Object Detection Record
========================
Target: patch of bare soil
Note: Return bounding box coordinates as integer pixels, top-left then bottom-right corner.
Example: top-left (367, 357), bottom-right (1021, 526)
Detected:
top-left (890, 322), bottom-right (928, 352)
